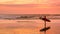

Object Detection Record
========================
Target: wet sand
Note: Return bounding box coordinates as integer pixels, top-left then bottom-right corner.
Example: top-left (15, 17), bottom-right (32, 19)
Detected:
top-left (0, 20), bottom-right (60, 34)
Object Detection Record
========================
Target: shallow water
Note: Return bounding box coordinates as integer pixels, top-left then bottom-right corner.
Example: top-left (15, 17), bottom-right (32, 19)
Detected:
top-left (0, 19), bottom-right (60, 34)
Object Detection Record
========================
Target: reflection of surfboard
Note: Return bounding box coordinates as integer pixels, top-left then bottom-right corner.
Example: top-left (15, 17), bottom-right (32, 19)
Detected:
top-left (40, 27), bottom-right (50, 32)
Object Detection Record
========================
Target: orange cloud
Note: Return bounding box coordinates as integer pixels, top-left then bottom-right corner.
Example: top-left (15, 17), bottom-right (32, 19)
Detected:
top-left (0, 4), bottom-right (60, 14)
top-left (0, 0), bottom-right (38, 4)
top-left (0, 0), bottom-right (60, 14)
top-left (0, 0), bottom-right (60, 4)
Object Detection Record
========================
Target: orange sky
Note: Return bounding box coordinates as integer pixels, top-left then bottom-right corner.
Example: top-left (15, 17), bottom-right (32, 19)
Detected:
top-left (0, 0), bottom-right (60, 34)
top-left (0, 0), bottom-right (60, 14)
top-left (0, 4), bottom-right (60, 14)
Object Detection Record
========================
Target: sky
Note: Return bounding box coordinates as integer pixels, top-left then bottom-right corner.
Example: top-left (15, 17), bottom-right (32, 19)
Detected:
top-left (0, 0), bottom-right (60, 14)
top-left (0, 0), bottom-right (60, 34)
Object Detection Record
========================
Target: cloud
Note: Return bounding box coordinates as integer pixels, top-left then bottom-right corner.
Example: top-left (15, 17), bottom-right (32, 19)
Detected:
top-left (0, 0), bottom-right (37, 4)
top-left (0, 4), bottom-right (60, 14)
top-left (0, 0), bottom-right (60, 4)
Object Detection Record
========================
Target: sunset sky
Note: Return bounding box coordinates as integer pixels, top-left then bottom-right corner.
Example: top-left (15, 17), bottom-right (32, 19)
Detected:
top-left (0, 0), bottom-right (60, 14)
top-left (0, 0), bottom-right (60, 34)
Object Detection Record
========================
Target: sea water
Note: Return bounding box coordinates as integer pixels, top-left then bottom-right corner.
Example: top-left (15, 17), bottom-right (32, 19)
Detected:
top-left (0, 19), bottom-right (60, 34)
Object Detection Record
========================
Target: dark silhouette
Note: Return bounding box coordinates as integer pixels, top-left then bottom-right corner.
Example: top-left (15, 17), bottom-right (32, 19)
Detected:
top-left (40, 27), bottom-right (50, 32)
top-left (39, 16), bottom-right (51, 34)
top-left (39, 17), bottom-right (51, 22)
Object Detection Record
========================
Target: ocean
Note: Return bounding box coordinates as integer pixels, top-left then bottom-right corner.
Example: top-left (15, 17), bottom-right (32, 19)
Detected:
top-left (0, 19), bottom-right (60, 34)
